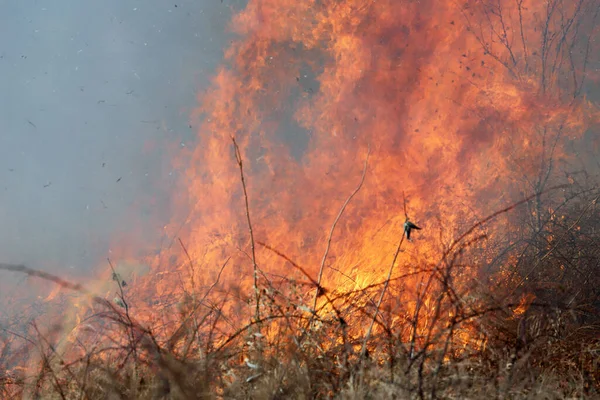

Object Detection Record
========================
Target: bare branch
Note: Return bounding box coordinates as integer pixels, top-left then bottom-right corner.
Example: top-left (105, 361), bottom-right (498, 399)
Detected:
top-left (312, 145), bottom-right (371, 313)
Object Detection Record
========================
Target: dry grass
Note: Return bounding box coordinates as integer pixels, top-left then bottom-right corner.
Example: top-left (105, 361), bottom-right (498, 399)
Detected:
top-left (1, 174), bottom-right (599, 400)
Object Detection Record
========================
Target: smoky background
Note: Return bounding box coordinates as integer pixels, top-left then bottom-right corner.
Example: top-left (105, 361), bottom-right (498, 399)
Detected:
top-left (0, 0), bottom-right (247, 278)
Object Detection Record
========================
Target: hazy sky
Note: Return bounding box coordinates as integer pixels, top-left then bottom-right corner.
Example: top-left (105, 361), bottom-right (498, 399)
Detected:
top-left (0, 0), bottom-right (243, 272)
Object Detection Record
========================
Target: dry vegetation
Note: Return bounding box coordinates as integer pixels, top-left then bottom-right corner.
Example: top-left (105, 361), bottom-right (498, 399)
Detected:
top-left (1, 151), bottom-right (599, 400)
top-left (2, 0), bottom-right (600, 398)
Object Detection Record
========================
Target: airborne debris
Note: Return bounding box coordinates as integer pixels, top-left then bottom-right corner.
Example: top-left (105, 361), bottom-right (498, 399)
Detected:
top-left (116, 177), bottom-right (122, 183)
top-left (43, 182), bottom-right (51, 188)
top-left (27, 119), bottom-right (37, 128)
top-left (403, 219), bottom-right (421, 241)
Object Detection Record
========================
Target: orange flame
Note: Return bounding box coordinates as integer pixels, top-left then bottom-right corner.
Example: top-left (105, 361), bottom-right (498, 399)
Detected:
top-left (56, 0), bottom-right (600, 358)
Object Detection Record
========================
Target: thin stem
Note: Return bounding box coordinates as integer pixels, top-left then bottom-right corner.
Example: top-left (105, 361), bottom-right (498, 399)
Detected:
top-left (360, 232), bottom-right (405, 360)
top-left (231, 136), bottom-right (261, 325)
top-left (312, 145), bottom-right (371, 314)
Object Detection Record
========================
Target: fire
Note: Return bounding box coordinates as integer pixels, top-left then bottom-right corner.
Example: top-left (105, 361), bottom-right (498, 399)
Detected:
top-left (8, 0), bottom-right (599, 379)
top-left (179, 5), bottom-right (587, 270)
top-left (117, 0), bottom-right (597, 342)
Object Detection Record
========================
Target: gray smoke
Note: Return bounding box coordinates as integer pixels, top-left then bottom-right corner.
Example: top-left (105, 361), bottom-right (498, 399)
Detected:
top-left (0, 0), bottom-right (245, 274)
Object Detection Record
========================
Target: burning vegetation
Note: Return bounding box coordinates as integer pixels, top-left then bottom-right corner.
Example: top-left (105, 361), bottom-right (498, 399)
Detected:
top-left (2, 0), bottom-right (600, 398)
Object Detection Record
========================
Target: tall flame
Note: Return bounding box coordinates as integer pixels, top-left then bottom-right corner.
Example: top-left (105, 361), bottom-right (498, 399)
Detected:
top-left (55, 0), bottom-right (600, 355)
top-left (160, 0), bottom-right (597, 291)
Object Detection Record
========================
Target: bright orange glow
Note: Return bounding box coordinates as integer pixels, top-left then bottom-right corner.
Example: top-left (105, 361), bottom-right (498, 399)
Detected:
top-left (43, 0), bottom-right (600, 362)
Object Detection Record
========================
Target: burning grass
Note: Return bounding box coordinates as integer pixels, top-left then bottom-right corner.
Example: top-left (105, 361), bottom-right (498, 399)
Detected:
top-left (2, 0), bottom-right (600, 398)
top-left (1, 168), bottom-right (600, 399)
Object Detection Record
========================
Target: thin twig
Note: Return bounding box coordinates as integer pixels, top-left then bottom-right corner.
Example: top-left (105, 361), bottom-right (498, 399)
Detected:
top-left (107, 258), bottom-right (138, 368)
top-left (360, 229), bottom-right (405, 360)
top-left (231, 136), bottom-right (261, 326)
top-left (178, 237), bottom-right (196, 292)
top-left (0, 264), bottom-right (87, 293)
top-left (257, 240), bottom-right (348, 329)
top-left (312, 145), bottom-right (370, 314)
